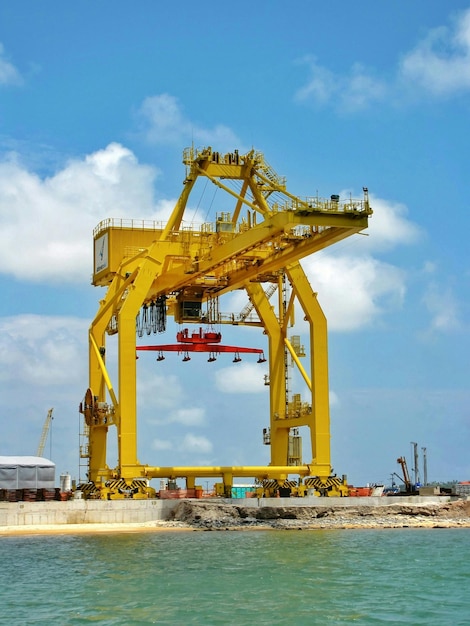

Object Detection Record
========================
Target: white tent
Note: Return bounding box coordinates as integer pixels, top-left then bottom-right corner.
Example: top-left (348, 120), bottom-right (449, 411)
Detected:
top-left (0, 456), bottom-right (55, 489)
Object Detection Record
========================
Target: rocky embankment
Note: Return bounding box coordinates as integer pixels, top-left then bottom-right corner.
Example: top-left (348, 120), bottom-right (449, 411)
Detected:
top-left (170, 499), bottom-right (470, 530)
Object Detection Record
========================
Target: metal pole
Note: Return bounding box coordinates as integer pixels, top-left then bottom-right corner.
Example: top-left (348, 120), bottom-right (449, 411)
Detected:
top-left (422, 447), bottom-right (427, 486)
top-left (50, 414), bottom-right (53, 459)
top-left (411, 441), bottom-right (420, 486)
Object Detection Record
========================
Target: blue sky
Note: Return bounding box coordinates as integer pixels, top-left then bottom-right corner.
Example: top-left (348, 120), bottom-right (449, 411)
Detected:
top-left (1, 1), bottom-right (469, 488)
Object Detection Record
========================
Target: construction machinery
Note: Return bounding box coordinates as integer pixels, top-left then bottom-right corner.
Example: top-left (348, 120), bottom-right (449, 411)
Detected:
top-left (37, 408), bottom-right (54, 457)
top-left (394, 456), bottom-right (418, 494)
top-left (79, 146), bottom-right (372, 499)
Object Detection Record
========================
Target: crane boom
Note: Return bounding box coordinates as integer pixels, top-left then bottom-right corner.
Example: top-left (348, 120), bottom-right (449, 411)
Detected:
top-left (397, 456), bottom-right (411, 490)
top-left (37, 408), bottom-right (53, 457)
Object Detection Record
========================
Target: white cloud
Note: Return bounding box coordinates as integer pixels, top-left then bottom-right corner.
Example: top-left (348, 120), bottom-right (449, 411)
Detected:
top-left (400, 9), bottom-right (470, 97)
top-left (300, 194), bottom-right (420, 331)
top-left (0, 43), bottom-right (22, 86)
top-left (0, 143), bottom-right (171, 283)
top-left (295, 9), bottom-right (470, 109)
top-left (151, 438), bottom-right (173, 451)
top-left (303, 253), bottom-right (406, 332)
top-left (294, 56), bottom-right (387, 111)
top-left (294, 56), bottom-right (336, 104)
top-left (138, 373), bottom-right (185, 410)
top-left (141, 379), bottom-right (206, 425)
top-left (0, 314), bottom-right (88, 385)
top-left (329, 390), bottom-right (340, 407)
top-left (0, 314), bottom-right (89, 472)
top-left (179, 433), bottom-right (213, 454)
top-left (359, 194), bottom-right (422, 253)
top-left (136, 93), bottom-right (244, 152)
top-left (137, 93), bottom-right (188, 144)
top-left (422, 282), bottom-right (461, 332)
top-left (422, 261), bottom-right (437, 274)
top-left (214, 363), bottom-right (267, 393)
top-left (168, 407), bottom-right (206, 426)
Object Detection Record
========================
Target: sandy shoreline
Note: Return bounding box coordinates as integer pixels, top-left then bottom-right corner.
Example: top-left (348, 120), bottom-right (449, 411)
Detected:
top-left (2, 520), bottom-right (469, 538)
top-left (0, 520), bottom-right (195, 537)
top-left (2, 516), bottom-right (470, 537)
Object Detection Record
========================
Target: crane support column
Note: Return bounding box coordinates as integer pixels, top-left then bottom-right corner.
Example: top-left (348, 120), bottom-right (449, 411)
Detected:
top-left (116, 261), bottom-right (163, 479)
top-left (246, 282), bottom-right (289, 467)
top-left (287, 262), bottom-right (331, 478)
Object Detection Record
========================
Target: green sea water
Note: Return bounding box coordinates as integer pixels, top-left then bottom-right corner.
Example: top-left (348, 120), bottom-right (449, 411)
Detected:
top-left (1, 528), bottom-right (469, 625)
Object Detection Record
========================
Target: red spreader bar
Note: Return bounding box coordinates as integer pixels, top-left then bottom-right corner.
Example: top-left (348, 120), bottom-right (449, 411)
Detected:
top-left (137, 343), bottom-right (265, 354)
top-left (136, 328), bottom-right (266, 362)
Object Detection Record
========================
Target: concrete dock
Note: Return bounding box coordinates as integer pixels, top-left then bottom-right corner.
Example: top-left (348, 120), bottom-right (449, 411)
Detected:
top-left (0, 495), bottom-right (451, 528)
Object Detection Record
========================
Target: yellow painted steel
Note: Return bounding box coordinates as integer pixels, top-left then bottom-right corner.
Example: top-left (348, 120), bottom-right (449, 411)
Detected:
top-left (81, 147), bottom-right (372, 497)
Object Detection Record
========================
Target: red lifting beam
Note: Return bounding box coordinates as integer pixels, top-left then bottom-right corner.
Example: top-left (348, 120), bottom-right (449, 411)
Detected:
top-left (136, 328), bottom-right (266, 361)
top-left (137, 343), bottom-right (264, 354)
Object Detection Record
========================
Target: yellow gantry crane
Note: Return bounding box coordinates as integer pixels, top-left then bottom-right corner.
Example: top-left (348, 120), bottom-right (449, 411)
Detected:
top-left (80, 147), bottom-right (372, 499)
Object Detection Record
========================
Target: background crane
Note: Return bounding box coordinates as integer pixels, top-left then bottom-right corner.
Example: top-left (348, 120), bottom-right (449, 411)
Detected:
top-left (394, 456), bottom-right (420, 495)
top-left (36, 408), bottom-right (54, 457)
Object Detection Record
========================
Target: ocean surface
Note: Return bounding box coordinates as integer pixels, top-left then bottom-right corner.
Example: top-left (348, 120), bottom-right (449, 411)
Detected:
top-left (1, 528), bottom-right (469, 625)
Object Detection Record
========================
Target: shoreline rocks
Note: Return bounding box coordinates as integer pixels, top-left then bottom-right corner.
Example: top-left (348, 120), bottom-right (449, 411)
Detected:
top-left (170, 499), bottom-right (470, 531)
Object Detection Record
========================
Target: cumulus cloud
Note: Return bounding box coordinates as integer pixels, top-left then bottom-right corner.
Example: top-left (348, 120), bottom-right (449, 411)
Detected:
top-left (169, 407), bottom-right (206, 426)
top-left (422, 282), bottom-right (461, 332)
top-left (138, 373), bottom-right (185, 410)
top-left (0, 143), bottom-right (173, 283)
top-left (301, 194), bottom-right (420, 331)
top-left (294, 56), bottom-right (387, 111)
top-left (0, 314), bottom-right (89, 469)
top-left (140, 373), bottom-right (206, 425)
top-left (295, 9), bottom-right (470, 109)
top-left (0, 43), bottom-right (22, 86)
top-left (329, 391), bottom-right (340, 407)
top-left (357, 193), bottom-right (422, 253)
top-left (151, 439), bottom-right (173, 451)
top-left (136, 93), bottom-right (244, 152)
top-left (303, 253), bottom-right (406, 331)
top-left (400, 8), bottom-right (470, 96)
top-left (0, 314), bottom-right (88, 386)
top-left (179, 433), bottom-right (213, 454)
top-left (214, 363), bottom-right (267, 393)
top-left (138, 368), bottom-right (207, 424)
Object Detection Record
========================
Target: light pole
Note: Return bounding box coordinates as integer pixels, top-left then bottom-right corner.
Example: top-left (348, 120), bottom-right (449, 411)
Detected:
top-left (411, 441), bottom-right (420, 486)
top-left (422, 447), bottom-right (427, 486)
